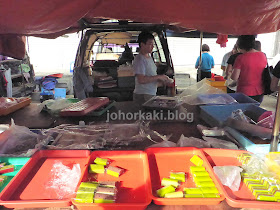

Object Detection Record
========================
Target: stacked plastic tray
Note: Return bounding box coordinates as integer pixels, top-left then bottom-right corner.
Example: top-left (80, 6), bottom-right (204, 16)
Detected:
top-left (0, 97), bottom-right (31, 116)
top-left (0, 148), bottom-right (279, 209)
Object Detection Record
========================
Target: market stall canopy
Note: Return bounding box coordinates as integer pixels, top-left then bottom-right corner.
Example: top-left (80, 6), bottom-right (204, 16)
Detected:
top-left (1, 0), bottom-right (280, 59)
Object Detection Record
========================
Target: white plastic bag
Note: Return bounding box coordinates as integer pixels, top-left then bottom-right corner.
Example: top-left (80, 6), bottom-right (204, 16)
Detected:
top-left (213, 166), bottom-right (243, 191)
top-left (46, 161), bottom-right (81, 199)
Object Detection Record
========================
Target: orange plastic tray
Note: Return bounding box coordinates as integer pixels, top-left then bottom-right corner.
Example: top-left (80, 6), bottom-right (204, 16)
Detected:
top-left (0, 150), bottom-right (90, 208)
top-left (145, 147), bottom-right (225, 205)
top-left (72, 150), bottom-right (152, 210)
top-left (202, 148), bottom-right (280, 209)
top-left (60, 97), bottom-right (110, 116)
top-left (0, 97), bottom-right (31, 116)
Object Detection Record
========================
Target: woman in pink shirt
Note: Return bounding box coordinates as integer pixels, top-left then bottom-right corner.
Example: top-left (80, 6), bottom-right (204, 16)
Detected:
top-left (231, 35), bottom-right (267, 103)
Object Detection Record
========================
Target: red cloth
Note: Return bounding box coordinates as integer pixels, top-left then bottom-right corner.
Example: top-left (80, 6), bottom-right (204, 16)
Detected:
top-left (233, 51), bottom-right (267, 96)
top-left (216, 34), bottom-right (228, 47)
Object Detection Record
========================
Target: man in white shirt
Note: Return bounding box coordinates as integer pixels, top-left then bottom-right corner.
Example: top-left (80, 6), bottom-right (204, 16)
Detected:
top-left (221, 45), bottom-right (237, 76)
top-left (133, 31), bottom-right (169, 105)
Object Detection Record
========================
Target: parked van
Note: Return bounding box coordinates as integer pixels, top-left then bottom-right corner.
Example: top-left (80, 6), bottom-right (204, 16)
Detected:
top-left (73, 21), bottom-right (175, 101)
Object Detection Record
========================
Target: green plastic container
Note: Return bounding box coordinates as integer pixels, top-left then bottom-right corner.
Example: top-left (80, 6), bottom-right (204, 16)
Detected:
top-left (0, 157), bottom-right (30, 192)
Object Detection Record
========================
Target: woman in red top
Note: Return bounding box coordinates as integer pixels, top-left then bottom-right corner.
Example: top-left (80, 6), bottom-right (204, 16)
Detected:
top-left (231, 35), bottom-right (267, 103)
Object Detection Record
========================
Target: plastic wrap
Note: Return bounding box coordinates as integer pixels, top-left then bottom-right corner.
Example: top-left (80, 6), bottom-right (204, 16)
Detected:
top-left (148, 140), bottom-right (176, 148)
top-left (197, 124), bottom-right (226, 136)
top-left (46, 161), bottom-right (81, 199)
top-left (231, 109), bottom-right (252, 124)
top-left (176, 135), bottom-right (211, 148)
top-left (178, 79), bottom-right (236, 105)
top-left (202, 136), bottom-right (239, 150)
top-left (43, 121), bottom-right (169, 150)
top-left (142, 96), bottom-right (181, 110)
top-left (213, 166), bottom-right (243, 191)
top-left (41, 99), bottom-right (73, 116)
top-left (0, 119), bottom-right (49, 156)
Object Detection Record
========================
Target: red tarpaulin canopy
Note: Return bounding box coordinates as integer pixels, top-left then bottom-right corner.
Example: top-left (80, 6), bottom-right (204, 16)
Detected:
top-left (1, 0), bottom-right (280, 59)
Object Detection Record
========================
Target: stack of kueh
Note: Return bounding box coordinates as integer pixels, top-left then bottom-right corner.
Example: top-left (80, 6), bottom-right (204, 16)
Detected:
top-left (75, 181), bottom-right (117, 203)
top-left (157, 155), bottom-right (220, 198)
top-left (184, 155), bottom-right (220, 198)
top-left (238, 153), bottom-right (280, 202)
top-left (75, 157), bottom-right (124, 203)
top-left (0, 162), bottom-right (14, 187)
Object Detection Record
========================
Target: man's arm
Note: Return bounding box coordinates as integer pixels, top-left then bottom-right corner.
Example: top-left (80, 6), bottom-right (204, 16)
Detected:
top-left (136, 74), bottom-right (169, 84)
top-left (195, 57), bottom-right (199, 69)
top-left (225, 64), bottom-right (233, 79)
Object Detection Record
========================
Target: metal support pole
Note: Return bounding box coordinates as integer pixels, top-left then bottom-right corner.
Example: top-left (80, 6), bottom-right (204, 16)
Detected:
top-left (197, 32), bottom-right (203, 81)
top-left (270, 86), bottom-right (280, 152)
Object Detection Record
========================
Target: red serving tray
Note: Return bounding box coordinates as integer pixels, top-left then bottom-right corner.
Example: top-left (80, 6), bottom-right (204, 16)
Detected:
top-left (0, 150), bottom-right (90, 208)
top-left (60, 97), bottom-right (110, 116)
top-left (0, 97), bottom-right (31, 116)
top-left (145, 147), bottom-right (225, 205)
top-left (72, 150), bottom-right (152, 210)
top-left (202, 148), bottom-right (280, 209)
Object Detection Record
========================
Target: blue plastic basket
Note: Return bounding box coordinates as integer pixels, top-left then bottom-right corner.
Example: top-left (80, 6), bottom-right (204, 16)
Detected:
top-left (197, 93), bottom-right (260, 106)
top-left (200, 104), bottom-right (267, 127)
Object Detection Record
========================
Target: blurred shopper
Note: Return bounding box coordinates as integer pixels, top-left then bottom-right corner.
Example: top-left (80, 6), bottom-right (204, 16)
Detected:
top-left (254, 40), bottom-right (262, 51)
top-left (195, 44), bottom-right (214, 81)
top-left (231, 35), bottom-right (267, 103)
top-left (221, 45), bottom-right (237, 77)
top-left (225, 45), bottom-right (242, 93)
top-left (271, 60), bottom-right (280, 91)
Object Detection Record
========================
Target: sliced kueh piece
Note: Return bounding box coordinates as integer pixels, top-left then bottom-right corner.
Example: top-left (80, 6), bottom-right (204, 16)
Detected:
top-left (96, 186), bottom-right (116, 195)
top-left (94, 193), bottom-right (115, 203)
top-left (99, 181), bottom-right (117, 188)
top-left (106, 166), bottom-right (123, 177)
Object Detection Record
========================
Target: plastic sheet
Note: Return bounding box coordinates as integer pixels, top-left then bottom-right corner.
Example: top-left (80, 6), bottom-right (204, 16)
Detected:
top-left (46, 161), bottom-right (81, 199)
top-left (178, 79), bottom-right (236, 105)
top-left (148, 140), bottom-right (176, 148)
top-left (213, 166), bottom-right (243, 191)
top-left (0, 119), bottom-right (49, 156)
top-left (202, 136), bottom-right (239, 150)
top-left (176, 135), bottom-right (211, 148)
top-left (43, 121), bottom-right (169, 150)
top-left (40, 99), bottom-right (73, 116)
top-left (197, 124), bottom-right (226, 136)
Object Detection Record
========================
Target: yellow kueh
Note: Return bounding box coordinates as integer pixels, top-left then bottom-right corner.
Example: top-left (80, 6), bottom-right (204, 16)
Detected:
top-left (89, 164), bottom-right (105, 174)
top-left (164, 191), bottom-right (184, 198)
top-left (94, 157), bottom-right (108, 166)
top-left (157, 186), bottom-right (176, 198)
top-left (190, 155), bottom-right (204, 166)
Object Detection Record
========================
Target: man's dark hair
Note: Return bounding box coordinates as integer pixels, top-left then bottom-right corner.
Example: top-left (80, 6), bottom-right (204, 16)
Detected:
top-left (202, 44), bottom-right (210, 52)
top-left (237, 35), bottom-right (256, 51)
top-left (137, 31), bottom-right (154, 46)
top-left (254, 40), bottom-right (261, 51)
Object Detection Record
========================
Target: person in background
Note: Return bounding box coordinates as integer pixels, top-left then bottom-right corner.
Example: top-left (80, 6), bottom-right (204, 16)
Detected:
top-left (254, 40), bottom-right (262, 51)
top-left (231, 35), bottom-right (267, 103)
top-left (133, 31), bottom-right (169, 105)
top-left (73, 61), bottom-right (93, 99)
top-left (270, 60), bottom-right (280, 91)
top-left (195, 44), bottom-right (214, 81)
top-left (224, 44), bottom-right (242, 93)
top-left (221, 45), bottom-right (237, 77)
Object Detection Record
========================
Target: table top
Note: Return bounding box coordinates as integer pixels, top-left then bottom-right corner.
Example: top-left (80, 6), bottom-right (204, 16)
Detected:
top-left (0, 101), bottom-right (273, 210)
